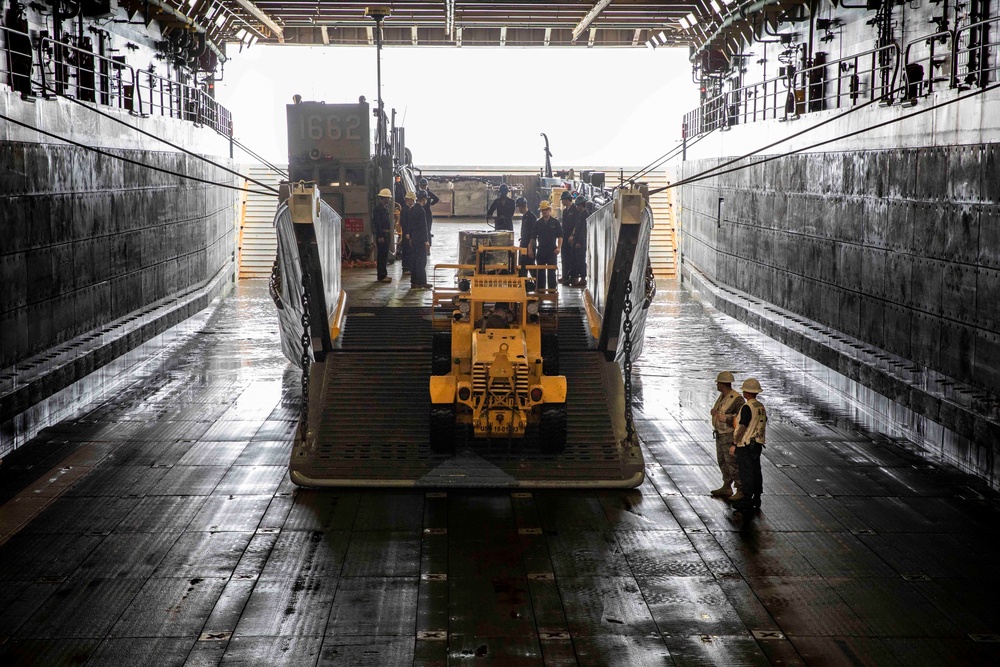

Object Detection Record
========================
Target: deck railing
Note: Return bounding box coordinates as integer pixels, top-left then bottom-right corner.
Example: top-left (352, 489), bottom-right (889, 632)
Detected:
top-left (683, 15), bottom-right (998, 139)
top-left (1, 27), bottom-right (232, 137)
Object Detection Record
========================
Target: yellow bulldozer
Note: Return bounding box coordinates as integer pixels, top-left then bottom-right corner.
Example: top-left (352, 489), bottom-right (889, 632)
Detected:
top-left (429, 246), bottom-right (567, 453)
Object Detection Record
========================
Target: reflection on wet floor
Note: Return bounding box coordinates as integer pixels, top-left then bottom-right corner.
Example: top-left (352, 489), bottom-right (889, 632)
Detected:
top-left (1, 220), bottom-right (999, 666)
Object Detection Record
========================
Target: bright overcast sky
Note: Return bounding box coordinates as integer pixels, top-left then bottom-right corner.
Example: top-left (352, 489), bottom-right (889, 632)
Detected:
top-left (217, 44), bottom-right (696, 170)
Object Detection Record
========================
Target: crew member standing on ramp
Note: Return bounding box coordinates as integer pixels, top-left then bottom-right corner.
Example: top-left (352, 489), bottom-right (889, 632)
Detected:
top-left (515, 197), bottom-right (536, 277)
top-left (530, 201), bottom-right (562, 291)
top-left (487, 183), bottom-right (516, 231)
top-left (709, 371), bottom-right (744, 500)
top-left (419, 178), bottom-right (440, 243)
top-left (373, 188), bottom-right (394, 283)
top-left (559, 191), bottom-right (577, 285)
top-left (569, 195), bottom-right (590, 287)
top-left (730, 378), bottom-right (767, 513)
top-left (408, 191), bottom-right (432, 289)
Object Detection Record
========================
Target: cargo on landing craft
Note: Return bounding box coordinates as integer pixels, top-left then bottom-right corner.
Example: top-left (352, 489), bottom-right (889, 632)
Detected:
top-left (429, 246), bottom-right (568, 454)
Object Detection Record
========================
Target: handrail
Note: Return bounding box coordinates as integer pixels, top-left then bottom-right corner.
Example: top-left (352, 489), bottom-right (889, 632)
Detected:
top-left (1, 24), bottom-right (35, 96)
top-left (2, 28), bottom-right (232, 137)
top-left (903, 30), bottom-right (955, 98)
top-left (135, 68), bottom-right (233, 136)
top-left (683, 42), bottom-right (901, 138)
top-left (38, 36), bottom-right (138, 111)
top-left (954, 15), bottom-right (1000, 88)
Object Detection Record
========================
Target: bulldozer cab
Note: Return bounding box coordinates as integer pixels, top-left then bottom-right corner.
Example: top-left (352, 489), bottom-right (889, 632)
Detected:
top-left (477, 246), bottom-right (519, 275)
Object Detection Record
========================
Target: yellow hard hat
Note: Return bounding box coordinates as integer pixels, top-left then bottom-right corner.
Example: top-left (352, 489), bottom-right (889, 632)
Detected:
top-left (404, 191), bottom-right (416, 200)
top-left (539, 201), bottom-right (552, 211)
top-left (378, 188), bottom-right (392, 198)
top-left (741, 378), bottom-right (762, 394)
top-left (716, 371), bottom-right (734, 383)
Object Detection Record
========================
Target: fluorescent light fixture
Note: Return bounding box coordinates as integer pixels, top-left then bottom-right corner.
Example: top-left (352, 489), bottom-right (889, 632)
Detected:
top-left (687, 12), bottom-right (699, 27)
top-left (646, 39), bottom-right (655, 49)
top-left (710, 0), bottom-right (722, 13)
top-left (658, 31), bottom-right (667, 43)
top-left (678, 17), bottom-right (690, 30)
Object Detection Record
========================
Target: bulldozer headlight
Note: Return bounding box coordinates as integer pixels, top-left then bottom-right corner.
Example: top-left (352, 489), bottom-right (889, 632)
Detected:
top-left (458, 300), bottom-right (471, 314)
top-left (527, 301), bottom-right (539, 315)
top-left (458, 386), bottom-right (472, 401)
top-left (530, 387), bottom-right (543, 402)
top-left (458, 279), bottom-right (471, 292)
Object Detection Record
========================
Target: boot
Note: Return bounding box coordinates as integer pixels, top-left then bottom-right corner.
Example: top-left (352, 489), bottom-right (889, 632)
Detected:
top-left (732, 499), bottom-right (757, 512)
top-left (710, 483), bottom-right (733, 498)
top-left (728, 491), bottom-right (744, 503)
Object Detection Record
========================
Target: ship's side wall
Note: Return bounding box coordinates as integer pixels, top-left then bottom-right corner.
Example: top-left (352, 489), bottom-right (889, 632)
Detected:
top-left (2, 93), bottom-right (238, 371)
top-left (677, 2), bottom-right (1000, 483)
top-left (0, 88), bottom-right (238, 455)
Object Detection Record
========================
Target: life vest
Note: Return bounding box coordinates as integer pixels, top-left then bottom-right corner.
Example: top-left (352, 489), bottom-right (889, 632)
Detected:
top-left (711, 389), bottom-right (741, 435)
top-left (738, 398), bottom-right (767, 447)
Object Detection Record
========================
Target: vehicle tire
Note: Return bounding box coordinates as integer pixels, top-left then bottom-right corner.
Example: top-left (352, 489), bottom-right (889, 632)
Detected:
top-left (430, 405), bottom-right (456, 453)
top-left (541, 333), bottom-right (560, 376)
top-left (539, 403), bottom-right (567, 454)
top-left (432, 333), bottom-right (452, 376)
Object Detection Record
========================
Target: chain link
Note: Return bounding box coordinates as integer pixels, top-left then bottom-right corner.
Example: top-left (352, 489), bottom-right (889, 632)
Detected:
top-left (298, 270), bottom-right (312, 441)
top-left (622, 279), bottom-right (635, 445)
top-left (268, 259), bottom-right (284, 310)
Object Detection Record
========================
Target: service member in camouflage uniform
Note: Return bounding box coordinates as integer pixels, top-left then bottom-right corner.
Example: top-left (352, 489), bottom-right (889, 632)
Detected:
top-left (710, 371), bottom-right (745, 500)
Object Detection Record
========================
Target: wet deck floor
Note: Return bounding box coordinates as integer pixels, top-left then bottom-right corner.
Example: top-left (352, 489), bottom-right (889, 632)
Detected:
top-left (1, 219), bottom-right (1000, 666)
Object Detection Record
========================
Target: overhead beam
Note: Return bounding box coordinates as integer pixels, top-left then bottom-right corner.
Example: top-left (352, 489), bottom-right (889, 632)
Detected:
top-left (229, 0), bottom-right (284, 41)
top-left (572, 0), bottom-right (613, 42)
top-left (444, 0), bottom-right (455, 37)
top-left (321, 25), bottom-right (329, 45)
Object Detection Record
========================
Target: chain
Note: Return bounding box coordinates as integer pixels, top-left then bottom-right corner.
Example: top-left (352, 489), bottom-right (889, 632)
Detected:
top-left (268, 258), bottom-right (283, 310)
top-left (622, 279), bottom-right (635, 445)
top-left (298, 270), bottom-right (312, 441)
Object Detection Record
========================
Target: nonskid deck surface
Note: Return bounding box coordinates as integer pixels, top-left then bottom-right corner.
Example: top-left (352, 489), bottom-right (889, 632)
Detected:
top-left (3, 223), bottom-right (1000, 665)
top-left (292, 307), bottom-right (641, 488)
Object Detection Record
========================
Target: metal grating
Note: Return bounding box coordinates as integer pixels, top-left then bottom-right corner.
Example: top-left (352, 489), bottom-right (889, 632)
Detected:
top-left (290, 308), bottom-right (642, 488)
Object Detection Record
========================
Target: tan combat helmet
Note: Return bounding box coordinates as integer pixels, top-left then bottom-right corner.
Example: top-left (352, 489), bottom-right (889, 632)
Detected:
top-left (741, 378), bottom-right (763, 394)
top-left (716, 371), bottom-right (735, 383)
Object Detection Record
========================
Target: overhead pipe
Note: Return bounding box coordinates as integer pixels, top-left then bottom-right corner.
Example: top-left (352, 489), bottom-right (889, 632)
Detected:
top-left (142, 0), bottom-right (227, 63)
top-left (694, 0), bottom-right (772, 59)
